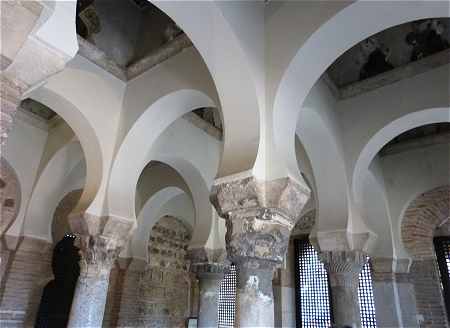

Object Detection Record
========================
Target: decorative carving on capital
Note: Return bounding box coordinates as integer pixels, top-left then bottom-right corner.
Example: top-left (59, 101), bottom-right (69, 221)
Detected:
top-left (211, 176), bottom-right (310, 266)
top-left (319, 251), bottom-right (368, 287)
top-left (69, 213), bottom-right (136, 278)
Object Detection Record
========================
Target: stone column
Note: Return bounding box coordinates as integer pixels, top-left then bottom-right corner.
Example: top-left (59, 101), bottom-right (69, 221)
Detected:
top-left (67, 214), bottom-right (136, 328)
top-left (192, 263), bottom-right (225, 328)
top-left (211, 176), bottom-right (310, 328)
top-left (319, 250), bottom-right (367, 328)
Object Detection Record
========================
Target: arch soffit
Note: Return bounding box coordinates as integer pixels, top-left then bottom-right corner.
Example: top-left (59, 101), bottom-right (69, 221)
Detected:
top-left (273, 1), bottom-right (450, 181)
top-left (108, 89), bottom-right (215, 220)
top-left (151, 1), bottom-right (260, 176)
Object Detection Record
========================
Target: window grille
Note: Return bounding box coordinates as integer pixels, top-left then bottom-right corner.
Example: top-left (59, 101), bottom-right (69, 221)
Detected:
top-left (358, 259), bottom-right (377, 328)
top-left (218, 264), bottom-right (237, 328)
top-left (294, 238), bottom-right (332, 328)
top-left (434, 236), bottom-right (450, 319)
top-left (294, 237), bottom-right (378, 328)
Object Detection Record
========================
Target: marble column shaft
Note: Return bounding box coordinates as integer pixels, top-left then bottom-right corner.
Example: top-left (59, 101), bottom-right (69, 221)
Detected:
top-left (68, 214), bottom-right (136, 328)
top-left (211, 176), bottom-right (310, 328)
top-left (319, 250), bottom-right (368, 328)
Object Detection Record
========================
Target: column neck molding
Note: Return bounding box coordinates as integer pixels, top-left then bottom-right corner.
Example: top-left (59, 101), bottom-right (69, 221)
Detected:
top-left (319, 250), bottom-right (368, 287)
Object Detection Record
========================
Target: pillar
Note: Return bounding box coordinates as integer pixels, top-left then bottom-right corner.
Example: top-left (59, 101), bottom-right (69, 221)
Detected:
top-left (211, 176), bottom-right (310, 328)
top-left (319, 250), bottom-right (367, 328)
top-left (67, 214), bottom-right (136, 328)
top-left (192, 263), bottom-right (225, 328)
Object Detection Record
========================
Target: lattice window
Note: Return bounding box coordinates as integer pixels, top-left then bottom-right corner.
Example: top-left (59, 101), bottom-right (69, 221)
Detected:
top-left (294, 238), bottom-right (377, 328)
top-left (434, 236), bottom-right (450, 319)
top-left (218, 264), bottom-right (237, 328)
top-left (358, 259), bottom-right (377, 328)
top-left (294, 238), bottom-right (332, 328)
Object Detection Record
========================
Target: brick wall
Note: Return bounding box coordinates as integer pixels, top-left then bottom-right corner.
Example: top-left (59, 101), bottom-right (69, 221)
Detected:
top-left (401, 185), bottom-right (450, 327)
top-left (0, 237), bottom-right (52, 327)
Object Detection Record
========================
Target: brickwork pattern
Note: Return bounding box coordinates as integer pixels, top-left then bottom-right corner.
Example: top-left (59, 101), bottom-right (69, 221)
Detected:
top-left (402, 185), bottom-right (450, 259)
top-left (0, 238), bottom-right (52, 327)
top-left (401, 185), bottom-right (450, 327)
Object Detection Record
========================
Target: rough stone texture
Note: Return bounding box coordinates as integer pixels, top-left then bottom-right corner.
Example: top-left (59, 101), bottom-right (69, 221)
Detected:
top-left (1, 1), bottom-right (73, 145)
top-left (409, 259), bottom-right (449, 328)
top-left (211, 176), bottom-right (310, 265)
top-left (127, 34), bottom-right (193, 80)
top-left (67, 213), bottom-right (136, 328)
top-left (0, 77), bottom-right (22, 145)
top-left (211, 175), bottom-right (310, 328)
top-left (0, 237), bottom-right (52, 328)
top-left (319, 250), bottom-right (368, 328)
top-left (0, 157), bottom-right (21, 236)
top-left (402, 185), bottom-right (450, 259)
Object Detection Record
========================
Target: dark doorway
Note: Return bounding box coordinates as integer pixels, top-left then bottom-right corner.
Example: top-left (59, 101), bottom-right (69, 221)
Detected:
top-left (35, 235), bottom-right (80, 327)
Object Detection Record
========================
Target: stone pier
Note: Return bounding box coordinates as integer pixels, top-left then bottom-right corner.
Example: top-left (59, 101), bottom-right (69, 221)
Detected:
top-left (319, 250), bottom-right (367, 328)
top-left (192, 263), bottom-right (225, 328)
top-left (211, 175), bottom-right (310, 328)
top-left (67, 214), bottom-right (135, 328)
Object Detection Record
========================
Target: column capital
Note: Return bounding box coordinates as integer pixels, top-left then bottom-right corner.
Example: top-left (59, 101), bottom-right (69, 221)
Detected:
top-left (69, 213), bottom-right (136, 277)
top-left (210, 176), bottom-right (310, 265)
top-left (319, 250), bottom-right (368, 287)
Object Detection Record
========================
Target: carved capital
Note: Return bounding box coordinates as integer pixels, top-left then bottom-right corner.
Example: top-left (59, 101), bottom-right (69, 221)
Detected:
top-left (191, 262), bottom-right (226, 280)
top-left (319, 251), bottom-right (368, 287)
top-left (69, 213), bottom-right (136, 277)
top-left (0, 76), bottom-right (22, 144)
top-left (211, 176), bottom-right (310, 266)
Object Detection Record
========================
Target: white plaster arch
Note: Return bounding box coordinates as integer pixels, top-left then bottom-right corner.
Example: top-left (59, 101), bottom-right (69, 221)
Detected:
top-left (273, 1), bottom-right (449, 182)
top-left (127, 187), bottom-right (194, 261)
top-left (28, 86), bottom-right (102, 214)
top-left (23, 141), bottom-right (86, 242)
top-left (152, 1), bottom-right (260, 176)
top-left (153, 155), bottom-right (212, 249)
top-left (108, 89), bottom-right (215, 221)
top-left (353, 107), bottom-right (450, 205)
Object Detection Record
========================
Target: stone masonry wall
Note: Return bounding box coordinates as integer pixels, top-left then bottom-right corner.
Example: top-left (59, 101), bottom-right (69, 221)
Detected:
top-left (0, 237), bottom-right (52, 327)
top-left (117, 215), bottom-right (192, 327)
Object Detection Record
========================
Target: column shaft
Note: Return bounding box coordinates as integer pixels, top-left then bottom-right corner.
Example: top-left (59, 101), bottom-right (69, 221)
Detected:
top-left (236, 262), bottom-right (275, 328)
top-left (198, 273), bottom-right (223, 328)
top-left (68, 270), bottom-right (110, 327)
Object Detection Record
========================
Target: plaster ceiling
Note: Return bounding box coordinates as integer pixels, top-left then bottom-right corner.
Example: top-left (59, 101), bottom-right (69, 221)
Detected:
top-left (327, 18), bottom-right (450, 88)
top-left (76, 0), bottom-right (183, 67)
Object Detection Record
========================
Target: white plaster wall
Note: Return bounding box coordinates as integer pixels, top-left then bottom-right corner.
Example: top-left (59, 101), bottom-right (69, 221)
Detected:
top-left (23, 140), bottom-right (85, 242)
top-left (30, 54), bottom-right (126, 215)
top-left (380, 143), bottom-right (450, 259)
top-left (361, 159), bottom-right (394, 258)
top-left (3, 116), bottom-right (48, 237)
top-left (297, 78), bottom-right (348, 231)
top-left (337, 64), bottom-right (450, 196)
top-left (120, 47), bottom-right (219, 146)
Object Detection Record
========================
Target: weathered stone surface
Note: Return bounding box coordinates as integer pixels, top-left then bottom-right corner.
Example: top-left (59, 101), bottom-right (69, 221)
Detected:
top-left (67, 213), bottom-right (136, 328)
top-left (211, 175), bottom-right (310, 328)
top-left (211, 176), bottom-right (310, 265)
top-left (0, 157), bottom-right (21, 236)
top-left (319, 250), bottom-right (368, 328)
